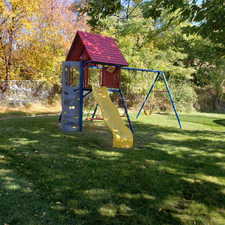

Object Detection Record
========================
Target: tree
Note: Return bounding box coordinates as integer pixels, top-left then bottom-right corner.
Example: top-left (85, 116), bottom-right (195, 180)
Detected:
top-left (0, 0), bottom-right (40, 91)
top-left (71, 0), bottom-right (121, 27)
top-left (0, 0), bottom-right (84, 94)
top-left (141, 0), bottom-right (225, 48)
top-left (72, 0), bottom-right (145, 27)
top-left (74, 0), bottom-right (225, 48)
top-left (96, 11), bottom-right (197, 111)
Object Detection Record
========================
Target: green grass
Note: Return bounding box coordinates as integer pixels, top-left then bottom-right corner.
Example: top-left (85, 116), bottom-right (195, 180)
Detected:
top-left (0, 113), bottom-right (225, 225)
top-left (0, 111), bottom-right (29, 118)
top-left (0, 111), bottom-right (58, 119)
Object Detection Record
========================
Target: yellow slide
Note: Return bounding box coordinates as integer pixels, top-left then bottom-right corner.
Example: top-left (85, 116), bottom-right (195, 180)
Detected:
top-left (93, 87), bottom-right (133, 148)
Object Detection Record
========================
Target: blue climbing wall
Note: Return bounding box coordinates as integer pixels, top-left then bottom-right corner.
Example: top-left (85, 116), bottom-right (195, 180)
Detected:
top-left (61, 62), bottom-right (82, 132)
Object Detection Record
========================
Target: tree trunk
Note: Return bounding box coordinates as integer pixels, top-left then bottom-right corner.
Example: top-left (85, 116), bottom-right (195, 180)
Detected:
top-left (47, 84), bottom-right (60, 104)
top-left (0, 29), bottom-right (13, 93)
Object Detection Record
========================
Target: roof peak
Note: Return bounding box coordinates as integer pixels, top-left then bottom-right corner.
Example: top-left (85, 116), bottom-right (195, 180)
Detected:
top-left (66, 31), bottom-right (128, 66)
top-left (77, 30), bottom-right (114, 38)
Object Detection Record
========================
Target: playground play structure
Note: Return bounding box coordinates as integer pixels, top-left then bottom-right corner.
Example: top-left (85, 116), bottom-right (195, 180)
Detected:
top-left (60, 31), bottom-right (182, 148)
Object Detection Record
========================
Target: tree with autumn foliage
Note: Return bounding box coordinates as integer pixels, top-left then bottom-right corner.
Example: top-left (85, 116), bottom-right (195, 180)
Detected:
top-left (0, 0), bottom-right (87, 93)
top-left (0, 0), bottom-right (41, 91)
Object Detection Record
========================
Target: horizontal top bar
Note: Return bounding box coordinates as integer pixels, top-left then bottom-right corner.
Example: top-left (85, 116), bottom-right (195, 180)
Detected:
top-left (121, 67), bottom-right (162, 73)
top-left (63, 60), bottom-right (163, 73)
top-left (88, 65), bottom-right (162, 73)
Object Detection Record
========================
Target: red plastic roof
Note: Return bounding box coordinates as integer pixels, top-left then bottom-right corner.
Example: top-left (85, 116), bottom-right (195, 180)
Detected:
top-left (66, 31), bottom-right (128, 66)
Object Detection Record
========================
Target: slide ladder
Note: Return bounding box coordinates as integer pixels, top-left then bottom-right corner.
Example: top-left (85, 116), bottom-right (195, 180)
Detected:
top-left (93, 87), bottom-right (133, 148)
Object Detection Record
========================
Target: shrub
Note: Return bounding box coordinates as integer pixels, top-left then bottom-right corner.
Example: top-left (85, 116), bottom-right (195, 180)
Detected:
top-left (171, 81), bottom-right (197, 113)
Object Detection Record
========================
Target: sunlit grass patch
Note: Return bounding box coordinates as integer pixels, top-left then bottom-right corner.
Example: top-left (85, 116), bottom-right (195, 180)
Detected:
top-left (0, 102), bottom-right (60, 118)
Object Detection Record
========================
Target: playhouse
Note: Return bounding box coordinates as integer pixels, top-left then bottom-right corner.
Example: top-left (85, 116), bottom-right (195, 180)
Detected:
top-left (60, 31), bottom-right (182, 148)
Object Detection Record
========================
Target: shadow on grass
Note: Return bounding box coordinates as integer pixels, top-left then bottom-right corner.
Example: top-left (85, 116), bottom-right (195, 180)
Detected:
top-left (214, 119), bottom-right (225, 127)
top-left (0, 117), bottom-right (224, 225)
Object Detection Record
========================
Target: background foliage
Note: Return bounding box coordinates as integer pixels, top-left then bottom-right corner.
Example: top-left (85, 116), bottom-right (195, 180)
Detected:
top-left (0, 0), bottom-right (224, 112)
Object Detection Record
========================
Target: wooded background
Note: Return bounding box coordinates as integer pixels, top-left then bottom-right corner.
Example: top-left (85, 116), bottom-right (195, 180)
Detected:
top-left (0, 0), bottom-right (224, 112)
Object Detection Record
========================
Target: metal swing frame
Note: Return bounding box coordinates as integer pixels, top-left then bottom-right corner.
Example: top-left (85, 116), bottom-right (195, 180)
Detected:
top-left (60, 61), bottom-right (182, 133)
top-left (89, 65), bottom-right (182, 129)
top-left (121, 67), bottom-right (182, 129)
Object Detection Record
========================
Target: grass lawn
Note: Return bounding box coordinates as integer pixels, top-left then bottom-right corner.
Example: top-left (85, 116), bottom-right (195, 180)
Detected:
top-left (0, 113), bottom-right (224, 225)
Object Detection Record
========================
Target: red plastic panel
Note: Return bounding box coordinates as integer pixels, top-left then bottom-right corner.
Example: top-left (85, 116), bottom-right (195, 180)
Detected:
top-left (101, 67), bottom-right (121, 88)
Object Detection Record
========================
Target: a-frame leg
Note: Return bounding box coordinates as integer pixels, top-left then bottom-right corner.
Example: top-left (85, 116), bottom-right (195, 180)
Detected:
top-left (161, 72), bottom-right (182, 128)
top-left (119, 89), bottom-right (134, 133)
top-left (91, 104), bottom-right (99, 119)
top-left (136, 72), bottom-right (160, 119)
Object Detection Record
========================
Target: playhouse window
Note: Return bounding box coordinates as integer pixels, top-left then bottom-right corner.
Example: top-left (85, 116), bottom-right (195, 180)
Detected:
top-left (65, 66), bottom-right (79, 87)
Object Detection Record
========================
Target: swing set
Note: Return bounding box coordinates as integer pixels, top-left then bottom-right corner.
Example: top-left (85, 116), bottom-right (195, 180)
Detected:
top-left (60, 31), bottom-right (182, 148)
